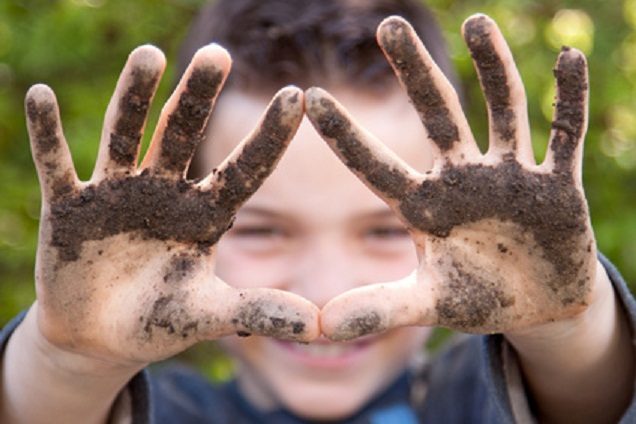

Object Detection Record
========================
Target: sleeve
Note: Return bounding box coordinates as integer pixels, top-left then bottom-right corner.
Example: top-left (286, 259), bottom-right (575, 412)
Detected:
top-left (117, 369), bottom-right (153, 424)
top-left (0, 310), bottom-right (28, 352)
top-left (0, 310), bottom-right (154, 424)
top-left (482, 252), bottom-right (636, 423)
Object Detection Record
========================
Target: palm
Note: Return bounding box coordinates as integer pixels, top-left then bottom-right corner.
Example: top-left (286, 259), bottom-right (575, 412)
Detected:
top-left (308, 15), bottom-right (596, 339)
top-left (409, 160), bottom-right (593, 331)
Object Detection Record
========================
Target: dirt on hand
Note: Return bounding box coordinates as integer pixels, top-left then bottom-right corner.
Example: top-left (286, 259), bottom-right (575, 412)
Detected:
top-left (49, 171), bottom-right (233, 262)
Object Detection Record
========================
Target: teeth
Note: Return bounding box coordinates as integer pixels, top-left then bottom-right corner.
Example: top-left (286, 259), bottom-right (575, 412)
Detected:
top-left (292, 343), bottom-right (354, 358)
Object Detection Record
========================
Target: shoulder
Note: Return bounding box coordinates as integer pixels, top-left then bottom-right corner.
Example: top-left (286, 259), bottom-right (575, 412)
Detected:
top-left (416, 334), bottom-right (508, 423)
top-left (427, 334), bottom-right (486, 396)
top-left (148, 364), bottom-right (246, 424)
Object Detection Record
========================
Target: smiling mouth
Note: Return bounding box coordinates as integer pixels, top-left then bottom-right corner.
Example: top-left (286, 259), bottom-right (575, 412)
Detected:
top-left (272, 336), bottom-right (377, 368)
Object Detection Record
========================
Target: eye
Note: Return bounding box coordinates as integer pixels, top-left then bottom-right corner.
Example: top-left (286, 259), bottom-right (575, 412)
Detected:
top-left (226, 224), bottom-right (293, 256)
top-left (364, 225), bottom-right (409, 239)
top-left (231, 225), bottom-right (287, 239)
top-left (360, 223), bottom-right (412, 257)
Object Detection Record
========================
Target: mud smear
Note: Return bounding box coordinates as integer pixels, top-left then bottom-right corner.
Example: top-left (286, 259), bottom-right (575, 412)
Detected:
top-left (231, 300), bottom-right (306, 339)
top-left (50, 93), bottom-right (293, 262)
top-left (215, 96), bottom-right (294, 208)
top-left (380, 19), bottom-right (460, 152)
top-left (143, 294), bottom-right (199, 339)
top-left (158, 66), bottom-right (223, 173)
top-left (464, 16), bottom-right (515, 144)
top-left (163, 253), bottom-right (197, 284)
top-left (49, 170), bottom-right (75, 198)
top-left (436, 261), bottom-right (515, 329)
top-left (551, 47), bottom-right (587, 173)
top-left (497, 243), bottom-right (508, 254)
top-left (288, 92), bottom-right (299, 104)
top-left (399, 160), bottom-right (590, 304)
top-left (26, 99), bottom-right (60, 155)
top-left (334, 311), bottom-right (384, 340)
top-left (49, 171), bottom-right (234, 261)
top-left (109, 68), bottom-right (160, 166)
top-left (312, 97), bottom-right (414, 199)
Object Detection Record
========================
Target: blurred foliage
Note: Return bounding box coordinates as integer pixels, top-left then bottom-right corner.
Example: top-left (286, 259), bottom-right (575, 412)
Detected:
top-left (0, 0), bottom-right (635, 380)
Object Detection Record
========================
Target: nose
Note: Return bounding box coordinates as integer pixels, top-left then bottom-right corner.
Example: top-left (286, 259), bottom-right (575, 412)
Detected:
top-left (290, 235), bottom-right (360, 309)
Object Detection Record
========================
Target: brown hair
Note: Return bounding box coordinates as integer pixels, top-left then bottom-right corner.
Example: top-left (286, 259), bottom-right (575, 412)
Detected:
top-left (178, 0), bottom-right (458, 95)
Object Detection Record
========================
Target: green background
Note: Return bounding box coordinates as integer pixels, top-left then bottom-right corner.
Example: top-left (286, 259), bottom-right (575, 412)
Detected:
top-left (1, 0), bottom-right (635, 379)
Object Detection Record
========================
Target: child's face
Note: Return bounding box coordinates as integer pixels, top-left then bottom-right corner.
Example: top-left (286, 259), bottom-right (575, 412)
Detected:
top-left (201, 87), bottom-right (433, 419)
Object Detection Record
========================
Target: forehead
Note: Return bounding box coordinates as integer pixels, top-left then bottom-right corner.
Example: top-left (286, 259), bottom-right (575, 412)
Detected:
top-left (200, 87), bottom-right (432, 173)
top-left (198, 87), bottom-right (432, 219)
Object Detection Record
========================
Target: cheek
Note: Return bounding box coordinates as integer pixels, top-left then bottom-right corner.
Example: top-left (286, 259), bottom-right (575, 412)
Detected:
top-left (218, 335), bottom-right (260, 360)
top-left (357, 244), bottom-right (419, 285)
top-left (214, 238), bottom-right (295, 289)
top-left (216, 235), bottom-right (419, 291)
top-left (382, 326), bottom-right (431, 360)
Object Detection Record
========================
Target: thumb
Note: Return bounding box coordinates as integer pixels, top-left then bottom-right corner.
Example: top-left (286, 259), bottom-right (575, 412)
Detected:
top-left (320, 271), bottom-right (437, 341)
top-left (193, 279), bottom-right (321, 343)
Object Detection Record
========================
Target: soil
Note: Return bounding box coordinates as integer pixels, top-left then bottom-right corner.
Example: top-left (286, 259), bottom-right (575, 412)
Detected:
top-left (334, 311), bottom-right (383, 340)
top-left (27, 98), bottom-right (79, 197)
top-left (157, 66), bottom-right (224, 173)
top-left (49, 90), bottom-right (295, 263)
top-left (49, 171), bottom-right (233, 261)
top-left (436, 261), bottom-right (515, 329)
top-left (551, 47), bottom-right (587, 173)
top-left (231, 300), bottom-right (306, 338)
top-left (314, 97), bottom-right (415, 199)
top-left (109, 68), bottom-right (160, 166)
top-left (463, 16), bottom-right (516, 144)
top-left (398, 160), bottom-right (590, 302)
top-left (312, 84), bottom-right (589, 305)
top-left (49, 170), bottom-right (76, 198)
top-left (26, 98), bottom-right (60, 155)
top-left (143, 294), bottom-right (199, 339)
top-left (379, 18), bottom-right (460, 152)
top-left (214, 95), bottom-right (293, 206)
top-left (163, 253), bottom-right (197, 284)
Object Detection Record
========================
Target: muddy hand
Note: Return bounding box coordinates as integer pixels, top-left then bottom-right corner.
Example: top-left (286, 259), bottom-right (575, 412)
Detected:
top-left (307, 15), bottom-right (596, 340)
top-left (27, 44), bottom-right (319, 364)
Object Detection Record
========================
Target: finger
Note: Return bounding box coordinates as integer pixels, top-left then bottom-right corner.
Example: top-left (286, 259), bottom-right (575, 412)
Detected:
top-left (141, 44), bottom-right (230, 178)
top-left (191, 282), bottom-right (321, 342)
top-left (226, 287), bottom-right (320, 342)
top-left (25, 84), bottom-right (79, 201)
top-left (202, 86), bottom-right (303, 212)
top-left (543, 47), bottom-right (588, 183)
top-left (377, 16), bottom-right (479, 162)
top-left (320, 272), bottom-right (436, 341)
top-left (462, 14), bottom-right (533, 163)
top-left (305, 87), bottom-right (419, 204)
top-left (92, 45), bottom-right (165, 180)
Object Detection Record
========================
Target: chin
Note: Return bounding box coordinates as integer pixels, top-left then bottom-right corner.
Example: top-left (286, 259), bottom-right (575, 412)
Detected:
top-left (228, 327), bottom-right (430, 420)
top-left (279, 382), bottom-right (374, 421)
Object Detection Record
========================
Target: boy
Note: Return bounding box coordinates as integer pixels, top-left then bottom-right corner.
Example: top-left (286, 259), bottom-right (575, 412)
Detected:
top-left (1, 0), bottom-right (635, 422)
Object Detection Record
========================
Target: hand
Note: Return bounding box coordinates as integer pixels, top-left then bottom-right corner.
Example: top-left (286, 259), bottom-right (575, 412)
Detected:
top-left (26, 44), bottom-right (319, 366)
top-left (307, 15), bottom-right (596, 340)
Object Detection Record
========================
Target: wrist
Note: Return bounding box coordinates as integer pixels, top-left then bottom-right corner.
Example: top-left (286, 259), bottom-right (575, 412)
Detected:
top-left (27, 304), bottom-right (146, 379)
top-left (1, 306), bottom-right (144, 424)
top-left (503, 258), bottom-right (635, 423)
top-left (505, 258), bottom-right (614, 360)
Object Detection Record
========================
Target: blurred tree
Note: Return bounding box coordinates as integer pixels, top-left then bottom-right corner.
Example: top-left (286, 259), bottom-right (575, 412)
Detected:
top-left (0, 0), bottom-right (634, 377)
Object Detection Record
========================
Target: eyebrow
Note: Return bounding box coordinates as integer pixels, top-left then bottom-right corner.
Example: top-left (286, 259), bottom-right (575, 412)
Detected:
top-left (358, 209), bottom-right (402, 221)
top-left (236, 206), bottom-right (285, 219)
top-left (237, 206), bottom-right (401, 220)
